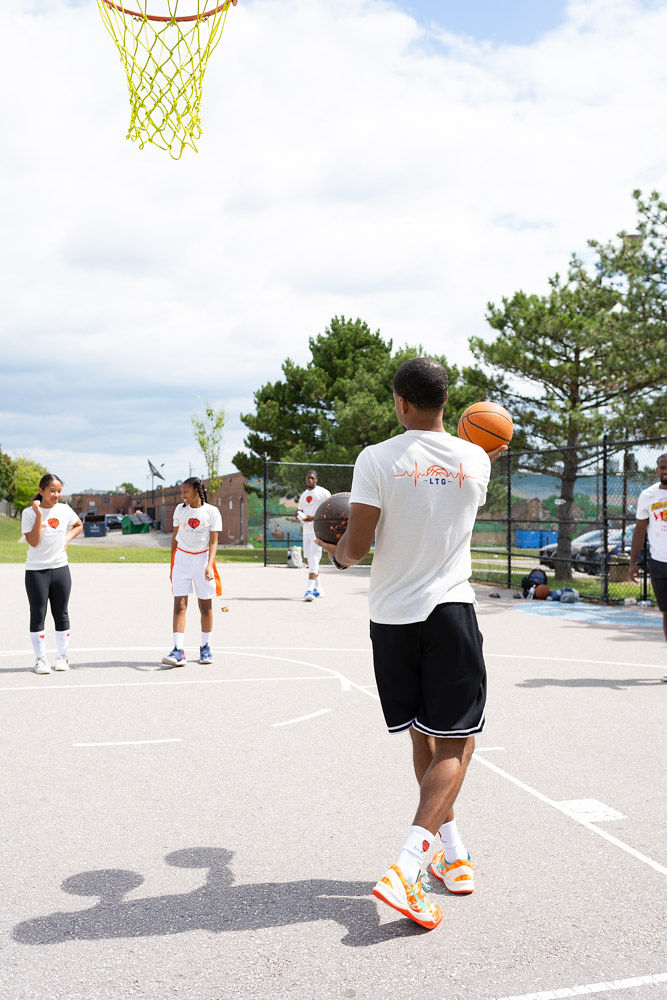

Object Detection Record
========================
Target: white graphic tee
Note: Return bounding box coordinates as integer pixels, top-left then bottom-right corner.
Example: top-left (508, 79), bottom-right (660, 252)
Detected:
top-left (173, 503), bottom-right (222, 552)
top-left (21, 503), bottom-right (79, 570)
top-left (350, 429), bottom-right (491, 624)
top-left (297, 485), bottom-right (331, 539)
top-left (636, 482), bottom-right (667, 563)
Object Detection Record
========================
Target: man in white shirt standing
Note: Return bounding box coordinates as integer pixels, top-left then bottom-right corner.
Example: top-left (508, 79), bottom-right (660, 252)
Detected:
top-left (317, 357), bottom-right (506, 930)
top-left (630, 453), bottom-right (667, 667)
top-left (296, 470), bottom-right (331, 601)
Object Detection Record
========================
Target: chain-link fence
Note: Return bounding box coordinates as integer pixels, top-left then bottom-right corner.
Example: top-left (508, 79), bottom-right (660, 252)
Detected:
top-left (257, 438), bottom-right (666, 604)
top-left (258, 462), bottom-right (358, 566)
top-left (475, 435), bottom-right (665, 603)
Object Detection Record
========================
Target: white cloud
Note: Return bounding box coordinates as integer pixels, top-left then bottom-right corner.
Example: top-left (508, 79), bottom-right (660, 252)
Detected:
top-left (2, 0), bottom-right (666, 490)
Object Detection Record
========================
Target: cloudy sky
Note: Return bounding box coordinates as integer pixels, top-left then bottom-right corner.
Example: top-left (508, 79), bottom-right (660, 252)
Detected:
top-left (2, 0), bottom-right (666, 492)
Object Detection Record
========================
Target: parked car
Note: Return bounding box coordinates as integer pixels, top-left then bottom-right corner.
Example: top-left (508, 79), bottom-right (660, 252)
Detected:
top-left (577, 524), bottom-right (646, 576)
top-left (539, 529), bottom-right (603, 570)
top-left (105, 514), bottom-right (123, 530)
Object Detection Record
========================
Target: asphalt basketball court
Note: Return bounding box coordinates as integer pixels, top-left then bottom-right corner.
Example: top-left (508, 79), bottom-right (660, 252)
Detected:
top-left (0, 562), bottom-right (664, 1000)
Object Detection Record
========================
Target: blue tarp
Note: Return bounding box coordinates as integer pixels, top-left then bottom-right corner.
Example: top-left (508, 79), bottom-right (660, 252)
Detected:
top-left (516, 529), bottom-right (558, 548)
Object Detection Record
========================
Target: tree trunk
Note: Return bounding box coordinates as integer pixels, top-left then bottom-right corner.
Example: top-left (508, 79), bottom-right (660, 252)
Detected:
top-left (554, 438), bottom-right (579, 581)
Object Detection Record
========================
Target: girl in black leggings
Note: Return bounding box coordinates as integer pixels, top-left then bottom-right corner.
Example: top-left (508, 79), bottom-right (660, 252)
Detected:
top-left (21, 474), bottom-right (83, 675)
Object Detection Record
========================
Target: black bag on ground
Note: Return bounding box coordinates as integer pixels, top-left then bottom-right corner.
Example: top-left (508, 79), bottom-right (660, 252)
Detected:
top-left (521, 567), bottom-right (548, 597)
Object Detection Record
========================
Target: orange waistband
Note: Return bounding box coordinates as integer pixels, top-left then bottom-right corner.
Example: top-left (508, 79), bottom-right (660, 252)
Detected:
top-left (176, 545), bottom-right (209, 555)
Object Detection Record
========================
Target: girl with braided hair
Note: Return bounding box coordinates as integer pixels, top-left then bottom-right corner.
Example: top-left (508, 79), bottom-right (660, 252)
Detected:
top-left (162, 477), bottom-right (222, 667)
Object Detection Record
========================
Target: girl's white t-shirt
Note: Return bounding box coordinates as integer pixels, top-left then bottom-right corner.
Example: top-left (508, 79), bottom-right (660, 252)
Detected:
top-left (21, 503), bottom-right (79, 570)
top-left (350, 429), bottom-right (491, 625)
top-left (173, 502), bottom-right (222, 552)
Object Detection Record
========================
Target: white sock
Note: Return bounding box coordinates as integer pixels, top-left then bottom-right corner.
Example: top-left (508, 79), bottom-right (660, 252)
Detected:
top-left (397, 825), bottom-right (433, 884)
top-left (56, 630), bottom-right (70, 657)
top-left (314, 576), bottom-right (320, 590)
top-left (439, 818), bottom-right (468, 863)
top-left (201, 632), bottom-right (212, 646)
top-left (173, 632), bottom-right (184, 650)
top-left (30, 631), bottom-right (46, 658)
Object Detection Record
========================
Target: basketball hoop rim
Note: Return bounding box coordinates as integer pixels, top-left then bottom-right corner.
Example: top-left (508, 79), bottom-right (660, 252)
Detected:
top-left (100, 0), bottom-right (236, 23)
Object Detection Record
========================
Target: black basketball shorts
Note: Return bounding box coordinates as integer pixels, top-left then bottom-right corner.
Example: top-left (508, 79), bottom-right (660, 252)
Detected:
top-left (370, 602), bottom-right (486, 738)
top-left (648, 558), bottom-right (667, 612)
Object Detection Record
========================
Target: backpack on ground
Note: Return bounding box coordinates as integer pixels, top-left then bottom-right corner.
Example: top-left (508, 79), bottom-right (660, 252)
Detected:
top-left (521, 567), bottom-right (548, 598)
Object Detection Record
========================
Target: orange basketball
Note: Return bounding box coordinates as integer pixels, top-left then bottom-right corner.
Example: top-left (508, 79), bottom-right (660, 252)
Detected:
top-left (458, 401), bottom-right (513, 452)
top-left (534, 583), bottom-right (551, 600)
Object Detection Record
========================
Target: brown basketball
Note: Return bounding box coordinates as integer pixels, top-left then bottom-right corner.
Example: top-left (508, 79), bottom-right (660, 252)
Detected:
top-left (313, 492), bottom-right (351, 545)
top-left (458, 401), bottom-right (513, 452)
top-left (534, 583), bottom-right (551, 600)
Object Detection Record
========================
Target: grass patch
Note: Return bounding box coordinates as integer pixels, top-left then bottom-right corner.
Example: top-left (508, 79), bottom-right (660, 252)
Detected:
top-left (0, 517), bottom-right (264, 565)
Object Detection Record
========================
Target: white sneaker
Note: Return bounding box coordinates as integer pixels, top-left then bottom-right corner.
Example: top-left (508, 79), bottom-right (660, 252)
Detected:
top-left (54, 655), bottom-right (70, 672)
top-left (34, 656), bottom-right (51, 675)
top-left (304, 589), bottom-right (314, 602)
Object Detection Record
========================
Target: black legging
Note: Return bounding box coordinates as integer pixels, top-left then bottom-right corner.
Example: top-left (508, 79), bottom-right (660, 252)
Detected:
top-left (25, 566), bottom-right (72, 632)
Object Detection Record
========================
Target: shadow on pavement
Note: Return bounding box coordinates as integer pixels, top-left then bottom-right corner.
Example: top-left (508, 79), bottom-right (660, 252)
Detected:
top-left (517, 677), bottom-right (661, 690)
top-left (12, 847), bottom-right (426, 948)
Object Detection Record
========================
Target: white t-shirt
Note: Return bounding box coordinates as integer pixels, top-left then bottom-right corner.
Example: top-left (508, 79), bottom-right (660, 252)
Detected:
top-left (636, 482), bottom-right (667, 563)
top-left (173, 502), bottom-right (222, 552)
top-left (350, 430), bottom-right (491, 624)
top-left (297, 485), bottom-right (332, 539)
top-left (21, 503), bottom-right (79, 570)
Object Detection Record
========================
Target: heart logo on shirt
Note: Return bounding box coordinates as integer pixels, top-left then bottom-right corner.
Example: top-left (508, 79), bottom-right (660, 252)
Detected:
top-left (48, 518), bottom-right (59, 528)
top-left (306, 496), bottom-right (313, 503)
top-left (188, 518), bottom-right (200, 529)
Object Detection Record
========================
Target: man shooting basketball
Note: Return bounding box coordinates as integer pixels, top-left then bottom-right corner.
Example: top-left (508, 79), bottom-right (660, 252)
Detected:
top-left (317, 357), bottom-right (506, 930)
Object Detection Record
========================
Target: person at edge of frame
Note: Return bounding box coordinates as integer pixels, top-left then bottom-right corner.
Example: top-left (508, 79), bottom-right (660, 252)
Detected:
top-left (629, 452), bottom-right (667, 679)
top-left (316, 356), bottom-right (507, 931)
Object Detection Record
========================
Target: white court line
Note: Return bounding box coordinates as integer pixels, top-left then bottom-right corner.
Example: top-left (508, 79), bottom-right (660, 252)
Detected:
top-left (0, 647), bottom-right (664, 670)
top-left (0, 676), bottom-right (338, 694)
top-left (272, 708), bottom-right (332, 728)
top-left (473, 746), bottom-right (505, 752)
top-left (73, 738), bottom-right (183, 747)
top-left (473, 755), bottom-right (667, 877)
top-left (492, 971), bottom-right (666, 1000)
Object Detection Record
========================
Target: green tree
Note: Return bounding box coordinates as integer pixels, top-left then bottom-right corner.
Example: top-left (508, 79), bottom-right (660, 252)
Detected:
top-left (0, 447), bottom-right (17, 503)
top-left (119, 482), bottom-right (140, 495)
top-left (192, 403), bottom-right (226, 492)
top-left (470, 190), bottom-right (667, 578)
top-left (233, 316), bottom-right (509, 482)
top-left (9, 458), bottom-right (50, 513)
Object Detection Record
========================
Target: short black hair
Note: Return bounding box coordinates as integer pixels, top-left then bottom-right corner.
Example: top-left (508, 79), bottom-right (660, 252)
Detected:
top-left (657, 453), bottom-right (667, 465)
top-left (393, 357), bottom-right (448, 411)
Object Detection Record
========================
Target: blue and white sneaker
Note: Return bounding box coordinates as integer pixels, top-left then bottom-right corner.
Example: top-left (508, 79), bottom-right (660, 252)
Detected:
top-left (199, 643), bottom-right (213, 664)
top-left (312, 587), bottom-right (323, 598)
top-left (162, 647), bottom-right (186, 667)
top-left (304, 588), bottom-right (314, 602)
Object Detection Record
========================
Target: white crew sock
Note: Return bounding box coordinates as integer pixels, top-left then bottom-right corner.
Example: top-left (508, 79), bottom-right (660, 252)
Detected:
top-left (30, 631), bottom-right (46, 658)
top-left (173, 632), bottom-right (184, 650)
top-left (201, 631), bottom-right (212, 646)
top-left (55, 630), bottom-right (70, 657)
top-left (397, 825), bottom-right (433, 884)
top-left (439, 818), bottom-right (468, 863)
top-left (314, 575), bottom-right (320, 590)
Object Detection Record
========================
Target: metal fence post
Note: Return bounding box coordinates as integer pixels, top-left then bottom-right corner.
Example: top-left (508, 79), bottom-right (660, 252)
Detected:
top-left (601, 434), bottom-right (609, 605)
top-left (506, 448), bottom-right (512, 590)
top-left (263, 453), bottom-right (268, 568)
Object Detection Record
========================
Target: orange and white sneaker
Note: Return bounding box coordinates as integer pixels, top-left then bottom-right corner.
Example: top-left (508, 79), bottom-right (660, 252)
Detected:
top-left (372, 864), bottom-right (443, 930)
top-left (430, 850), bottom-right (474, 894)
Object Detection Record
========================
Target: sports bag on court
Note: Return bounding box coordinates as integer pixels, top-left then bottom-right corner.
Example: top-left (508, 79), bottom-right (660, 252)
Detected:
top-left (521, 567), bottom-right (548, 597)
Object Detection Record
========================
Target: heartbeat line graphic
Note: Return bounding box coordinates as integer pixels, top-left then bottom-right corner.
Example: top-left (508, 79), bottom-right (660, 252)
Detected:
top-left (394, 461), bottom-right (474, 488)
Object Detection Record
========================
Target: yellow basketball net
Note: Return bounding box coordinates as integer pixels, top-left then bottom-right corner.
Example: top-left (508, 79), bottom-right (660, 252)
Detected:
top-left (96, 0), bottom-right (237, 159)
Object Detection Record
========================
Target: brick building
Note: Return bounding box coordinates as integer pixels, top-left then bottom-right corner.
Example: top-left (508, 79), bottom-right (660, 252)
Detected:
top-left (70, 473), bottom-right (249, 545)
